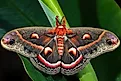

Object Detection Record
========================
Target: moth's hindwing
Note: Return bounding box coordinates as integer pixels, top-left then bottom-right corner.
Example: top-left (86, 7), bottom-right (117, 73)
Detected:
top-left (1, 27), bottom-right (120, 75)
top-left (61, 39), bottom-right (90, 75)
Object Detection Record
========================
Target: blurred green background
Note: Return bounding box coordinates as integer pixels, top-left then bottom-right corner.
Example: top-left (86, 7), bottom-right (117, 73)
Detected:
top-left (0, 0), bottom-right (121, 81)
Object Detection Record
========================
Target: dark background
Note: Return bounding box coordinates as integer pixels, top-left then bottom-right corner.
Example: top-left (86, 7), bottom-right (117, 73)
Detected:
top-left (0, 0), bottom-right (121, 81)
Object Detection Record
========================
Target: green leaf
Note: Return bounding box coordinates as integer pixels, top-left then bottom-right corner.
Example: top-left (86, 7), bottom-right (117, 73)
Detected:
top-left (38, 0), bottom-right (56, 27)
top-left (78, 63), bottom-right (98, 81)
top-left (19, 54), bottom-right (47, 81)
top-left (116, 71), bottom-right (121, 81)
top-left (0, 28), bottom-right (6, 38)
top-left (38, 0), bottom-right (69, 27)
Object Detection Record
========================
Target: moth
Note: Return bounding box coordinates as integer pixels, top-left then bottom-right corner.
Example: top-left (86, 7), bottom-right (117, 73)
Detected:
top-left (1, 16), bottom-right (120, 75)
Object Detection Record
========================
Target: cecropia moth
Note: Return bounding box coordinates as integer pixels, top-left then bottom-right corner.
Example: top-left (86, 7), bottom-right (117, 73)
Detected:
top-left (1, 16), bottom-right (120, 75)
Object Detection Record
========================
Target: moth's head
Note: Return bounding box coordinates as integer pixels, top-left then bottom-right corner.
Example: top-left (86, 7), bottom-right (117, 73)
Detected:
top-left (101, 31), bottom-right (120, 52)
top-left (1, 30), bottom-right (19, 51)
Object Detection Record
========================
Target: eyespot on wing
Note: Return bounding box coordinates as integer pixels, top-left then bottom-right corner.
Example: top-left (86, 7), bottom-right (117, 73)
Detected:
top-left (1, 30), bottom-right (18, 50)
top-left (104, 31), bottom-right (120, 49)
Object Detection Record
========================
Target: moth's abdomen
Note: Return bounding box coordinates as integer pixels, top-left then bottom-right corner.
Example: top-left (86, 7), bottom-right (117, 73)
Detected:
top-left (57, 37), bottom-right (64, 56)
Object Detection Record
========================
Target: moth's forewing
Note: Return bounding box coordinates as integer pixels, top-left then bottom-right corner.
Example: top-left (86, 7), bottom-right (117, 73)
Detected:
top-left (1, 27), bottom-right (51, 57)
top-left (67, 27), bottom-right (120, 58)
